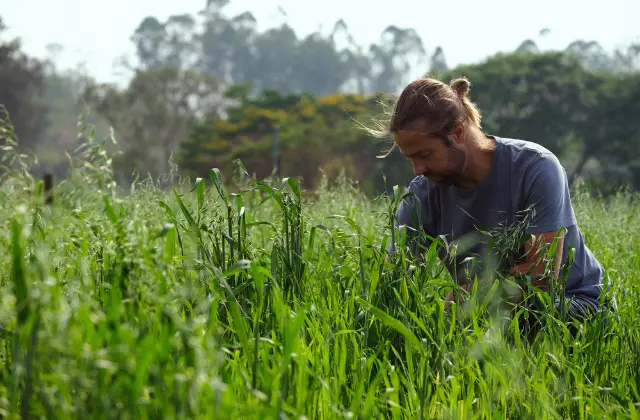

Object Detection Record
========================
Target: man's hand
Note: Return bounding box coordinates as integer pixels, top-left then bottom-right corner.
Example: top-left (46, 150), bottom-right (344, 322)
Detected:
top-left (443, 289), bottom-right (455, 313)
top-left (443, 283), bottom-right (471, 312)
top-left (443, 229), bottom-right (565, 312)
top-left (510, 229), bottom-right (566, 292)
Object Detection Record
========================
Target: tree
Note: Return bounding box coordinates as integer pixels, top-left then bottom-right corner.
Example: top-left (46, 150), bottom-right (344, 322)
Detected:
top-left (442, 50), bottom-right (640, 189)
top-left (129, 4), bottom-right (430, 96)
top-left (442, 51), bottom-right (604, 159)
top-left (367, 25), bottom-right (426, 93)
top-left (82, 67), bottom-right (223, 181)
top-left (130, 14), bottom-right (198, 70)
top-left (177, 48), bottom-right (640, 198)
top-left (565, 40), bottom-right (640, 73)
top-left (428, 46), bottom-right (449, 79)
top-left (179, 86), bottom-right (391, 190)
top-left (35, 47), bottom-right (106, 178)
top-left (0, 16), bottom-right (48, 151)
top-left (576, 71), bottom-right (640, 189)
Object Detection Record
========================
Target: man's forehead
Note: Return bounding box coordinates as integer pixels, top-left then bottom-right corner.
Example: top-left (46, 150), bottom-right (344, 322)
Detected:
top-left (396, 139), bottom-right (434, 157)
top-left (394, 130), bottom-right (429, 142)
top-left (403, 118), bottom-right (434, 133)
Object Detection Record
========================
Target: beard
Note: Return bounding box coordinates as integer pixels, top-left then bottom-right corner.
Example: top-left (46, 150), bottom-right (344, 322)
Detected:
top-left (426, 146), bottom-right (467, 187)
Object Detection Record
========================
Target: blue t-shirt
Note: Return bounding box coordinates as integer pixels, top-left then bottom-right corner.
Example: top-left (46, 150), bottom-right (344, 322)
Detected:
top-left (393, 136), bottom-right (605, 299)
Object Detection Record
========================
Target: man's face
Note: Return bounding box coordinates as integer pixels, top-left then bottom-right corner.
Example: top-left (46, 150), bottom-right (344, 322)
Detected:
top-left (394, 129), bottom-right (467, 187)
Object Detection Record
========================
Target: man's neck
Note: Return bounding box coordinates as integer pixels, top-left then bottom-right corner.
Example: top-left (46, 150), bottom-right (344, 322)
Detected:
top-left (455, 133), bottom-right (497, 190)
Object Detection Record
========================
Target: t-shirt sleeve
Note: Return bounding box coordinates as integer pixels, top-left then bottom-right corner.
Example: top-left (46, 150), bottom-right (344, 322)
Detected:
top-left (388, 183), bottom-right (432, 256)
top-left (522, 152), bottom-right (577, 234)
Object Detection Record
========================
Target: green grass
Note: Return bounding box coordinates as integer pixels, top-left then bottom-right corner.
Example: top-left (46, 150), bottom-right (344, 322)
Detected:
top-left (1, 127), bottom-right (639, 419)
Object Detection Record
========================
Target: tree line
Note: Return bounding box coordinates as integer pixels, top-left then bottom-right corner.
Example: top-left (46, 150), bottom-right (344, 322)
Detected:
top-left (1, 4), bottom-right (639, 196)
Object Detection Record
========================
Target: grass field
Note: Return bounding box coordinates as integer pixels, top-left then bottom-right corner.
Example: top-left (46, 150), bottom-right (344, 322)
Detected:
top-left (1, 131), bottom-right (639, 419)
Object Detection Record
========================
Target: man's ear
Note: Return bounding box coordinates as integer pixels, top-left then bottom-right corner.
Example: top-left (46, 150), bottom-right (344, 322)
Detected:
top-left (450, 121), bottom-right (466, 144)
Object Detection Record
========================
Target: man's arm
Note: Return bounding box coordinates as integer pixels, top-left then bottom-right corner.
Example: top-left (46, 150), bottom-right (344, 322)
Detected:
top-left (444, 230), bottom-right (565, 306)
top-left (511, 151), bottom-right (576, 292)
top-left (443, 231), bottom-right (566, 309)
top-left (510, 230), bottom-right (565, 291)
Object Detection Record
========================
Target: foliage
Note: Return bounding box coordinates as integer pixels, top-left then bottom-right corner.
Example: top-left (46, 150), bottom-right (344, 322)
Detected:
top-left (0, 16), bottom-right (48, 152)
top-left (176, 50), bottom-right (640, 196)
top-left (442, 51), bottom-right (640, 189)
top-left (4, 8), bottom-right (640, 191)
top-left (2, 8), bottom-right (640, 417)
top-left (0, 18), bottom-right (107, 181)
top-left (179, 86), bottom-right (411, 194)
top-left (81, 67), bottom-right (223, 182)
top-left (128, 2), bottom-right (427, 96)
top-left (0, 120), bottom-right (638, 418)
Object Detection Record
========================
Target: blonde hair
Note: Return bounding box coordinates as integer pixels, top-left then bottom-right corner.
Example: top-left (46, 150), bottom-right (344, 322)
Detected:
top-left (361, 76), bottom-right (483, 158)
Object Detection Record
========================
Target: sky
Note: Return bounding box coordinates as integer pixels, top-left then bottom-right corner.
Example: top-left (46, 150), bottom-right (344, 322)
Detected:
top-left (3, 0), bottom-right (639, 87)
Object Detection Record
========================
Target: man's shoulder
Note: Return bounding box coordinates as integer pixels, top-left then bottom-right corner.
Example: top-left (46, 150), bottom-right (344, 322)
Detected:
top-left (495, 136), bottom-right (565, 176)
top-left (496, 136), bottom-right (556, 162)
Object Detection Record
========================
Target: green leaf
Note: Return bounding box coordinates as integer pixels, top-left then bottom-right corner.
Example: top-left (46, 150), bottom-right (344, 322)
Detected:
top-left (356, 297), bottom-right (423, 350)
top-left (103, 196), bottom-right (118, 224)
top-left (209, 168), bottom-right (229, 207)
top-left (173, 188), bottom-right (200, 238)
top-left (11, 219), bottom-right (28, 325)
top-left (196, 177), bottom-right (205, 213)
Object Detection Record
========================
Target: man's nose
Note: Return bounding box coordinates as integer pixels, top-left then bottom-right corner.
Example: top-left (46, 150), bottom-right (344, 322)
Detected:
top-left (412, 159), bottom-right (429, 176)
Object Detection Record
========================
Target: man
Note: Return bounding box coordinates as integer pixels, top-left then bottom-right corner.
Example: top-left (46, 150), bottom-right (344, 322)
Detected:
top-left (370, 76), bottom-right (614, 329)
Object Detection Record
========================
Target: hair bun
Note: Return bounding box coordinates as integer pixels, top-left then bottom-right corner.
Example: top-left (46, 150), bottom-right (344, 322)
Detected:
top-left (450, 77), bottom-right (471, 98)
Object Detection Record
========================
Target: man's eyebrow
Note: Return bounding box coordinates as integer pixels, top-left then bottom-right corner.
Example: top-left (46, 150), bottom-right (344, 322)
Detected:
top-left (401, 150), bottom-right (426, 158)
